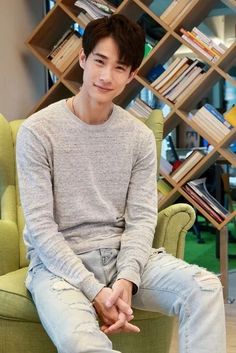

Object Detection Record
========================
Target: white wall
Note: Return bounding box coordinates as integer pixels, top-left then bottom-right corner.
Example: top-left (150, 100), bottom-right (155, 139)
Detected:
top-left (0, 0), bottom-right (45, 120)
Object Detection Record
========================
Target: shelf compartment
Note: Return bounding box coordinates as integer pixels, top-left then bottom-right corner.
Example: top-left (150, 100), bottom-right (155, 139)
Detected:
top-left (27, 81), bottom-right (72, 115)
top-left (173, 0), bottom-right (219, 32)
top-left (176, 68), bottom-right (222, 111)
top-left (62, 58), bottom-right (83, 94)
top-left (179, 186), bottom-right (234, 231)
top-left (27, 6), bottom-right (75, 74)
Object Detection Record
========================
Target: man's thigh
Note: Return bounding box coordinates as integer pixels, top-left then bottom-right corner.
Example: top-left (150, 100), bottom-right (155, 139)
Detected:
top-left (131, 249), bottom-right (209, 315)
top-left (28, 265), bottom-right (113, 353)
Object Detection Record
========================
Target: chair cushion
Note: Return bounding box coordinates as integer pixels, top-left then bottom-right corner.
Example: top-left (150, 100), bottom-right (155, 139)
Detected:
top-left (0, 267), bottom-right (39, 322)
top-left (0, 267), bottom-right (162, 323)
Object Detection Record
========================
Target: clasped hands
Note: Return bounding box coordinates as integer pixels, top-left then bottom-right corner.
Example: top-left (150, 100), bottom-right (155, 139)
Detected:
top-left (93, 279), bottom-right (140, 335)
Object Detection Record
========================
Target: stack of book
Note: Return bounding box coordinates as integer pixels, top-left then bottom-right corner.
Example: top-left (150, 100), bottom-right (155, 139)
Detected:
top-left (183, 178), bottom-right (230, 223)
top-left (190, 103), bottom-right (232, 143)
top-left (127, 98), bottom-right (152, 119)
top-left (77, 11), bottom-right (93, 27)
top-left (151, 57), bottom-right (206, 103)
top-left (180, 27), bottom-right (227, 63)
top-left (48, 30), bottom-right (82, 72)
top-left (160, 0), bottom-right (192, 26)
top-left (157, 179), bottom-right (172, 202)
top-left (171, 150), bottom-right (205, 182)
top-left (74, 0), bottom-right (116, 19)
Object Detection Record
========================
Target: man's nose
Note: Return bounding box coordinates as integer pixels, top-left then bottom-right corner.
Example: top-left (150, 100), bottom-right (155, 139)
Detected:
top-left (99, 66), bottom-right (112, 82)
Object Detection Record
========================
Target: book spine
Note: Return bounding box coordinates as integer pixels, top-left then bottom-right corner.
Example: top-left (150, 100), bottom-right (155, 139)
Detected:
top-left (203, 104), bottom-right (232, 129)
top-left (180, 28), bottom-right (219, 59)
top-left (155, 57), bottom-right (189, 90)
top-left (166, 67), bottom-right (202, 101)
top-left (183, 185), bottom-right (224, 223)
top-left (196, 110), bottom-right (228, 138)
top-left (191, 112), bottom-right (223, 143)
top-left (150, 57), bottom-right (181, 88)
top-left (181, 34), bottom-right (215, 61)
top-left (199, 108), bottom-right (231, 135)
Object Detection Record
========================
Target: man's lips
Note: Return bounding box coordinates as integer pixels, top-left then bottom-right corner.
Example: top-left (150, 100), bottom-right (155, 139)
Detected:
top-left (94, 84), bottom-right (113, 92)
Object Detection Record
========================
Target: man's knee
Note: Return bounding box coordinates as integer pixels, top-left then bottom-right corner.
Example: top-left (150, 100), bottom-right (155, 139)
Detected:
top-left (193, 269), bottom-right (222, 292)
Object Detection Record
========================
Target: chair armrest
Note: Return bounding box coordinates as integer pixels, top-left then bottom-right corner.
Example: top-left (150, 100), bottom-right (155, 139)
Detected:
top-left (0, 185), bottom-right (19, 275)
top-left (153, 203), bottom-right (196, 259)
top-left (0, 220), bottom-right (20, 275)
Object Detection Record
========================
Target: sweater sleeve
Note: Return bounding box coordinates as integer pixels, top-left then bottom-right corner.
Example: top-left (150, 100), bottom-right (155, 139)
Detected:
top-left (16, 125), bottom-right (104, 301)
top-left (116, 130), bottom-right (158, 291)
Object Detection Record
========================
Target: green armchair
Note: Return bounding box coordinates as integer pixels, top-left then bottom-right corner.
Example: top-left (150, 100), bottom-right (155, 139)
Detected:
top-left (0, 111), bottom-right (195, 353)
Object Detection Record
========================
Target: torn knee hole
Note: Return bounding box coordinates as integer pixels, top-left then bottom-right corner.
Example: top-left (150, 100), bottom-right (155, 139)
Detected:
top-left (193, 271), bottom-right (222, 291)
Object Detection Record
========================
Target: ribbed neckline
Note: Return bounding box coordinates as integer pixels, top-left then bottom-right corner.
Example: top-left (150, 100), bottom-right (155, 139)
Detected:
top-left (61, 98), bottom-right (118, 131)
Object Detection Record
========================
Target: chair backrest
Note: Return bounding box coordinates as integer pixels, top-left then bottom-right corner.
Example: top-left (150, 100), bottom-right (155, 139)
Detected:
top-left (0, 109), bottom-right (164, 269)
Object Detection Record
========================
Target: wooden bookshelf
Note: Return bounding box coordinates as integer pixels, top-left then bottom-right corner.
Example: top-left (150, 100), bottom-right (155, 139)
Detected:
top-left (26, 0), bottom-right (236, 299)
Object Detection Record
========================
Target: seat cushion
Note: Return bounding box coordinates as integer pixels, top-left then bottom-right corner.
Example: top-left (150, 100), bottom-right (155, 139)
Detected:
top-left (0, 267), bottom-right (39, 322)
top-left (0, 267), bottom-right (163, 323)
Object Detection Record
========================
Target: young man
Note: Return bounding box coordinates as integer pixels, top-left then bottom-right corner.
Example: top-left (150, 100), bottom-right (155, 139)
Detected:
top-left (16, 14), bottom-right (226, 353)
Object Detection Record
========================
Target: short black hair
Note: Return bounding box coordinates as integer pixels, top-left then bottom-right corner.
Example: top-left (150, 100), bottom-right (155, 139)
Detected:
top-left (82, 14), bottom-right (145, 72)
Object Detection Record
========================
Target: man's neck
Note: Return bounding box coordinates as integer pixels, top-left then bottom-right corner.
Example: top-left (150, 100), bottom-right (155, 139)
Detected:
top-left (70, 93), bottom-right (113, 125)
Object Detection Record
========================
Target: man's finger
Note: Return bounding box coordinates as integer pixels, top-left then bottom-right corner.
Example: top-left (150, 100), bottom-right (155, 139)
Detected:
top-left (116, 297), bottom-right (133, 316)
top-left (105, 287), bottom-right (123, 308)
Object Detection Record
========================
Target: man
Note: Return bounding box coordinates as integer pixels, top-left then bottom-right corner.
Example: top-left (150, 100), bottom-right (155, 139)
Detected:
top-left (16, 14), bottom-right (226, 353)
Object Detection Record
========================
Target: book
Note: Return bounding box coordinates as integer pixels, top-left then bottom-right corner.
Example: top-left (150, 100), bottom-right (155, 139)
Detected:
top-left (187, 178), bottom-right (230, 219)
top-left (203, 104), bottom-right (232, 129)
top-left (180, 28), bottom-right (220, 60)
top-left (174, 73), bottom-right (205, 104)
top-left (182, 184), bottom-right (224, 223)
top-left (166, 66), bottom-right (203, 102)
top-left (181, 34), bottom-right (215, 62)
top-left (47, 29), bottom-right (74, 59)
top-left (158, 62), bottom-right (191, 94)
top-left (157, 179), bottom-right (172, 196)
top-left (160, 0), bottom-right (192, 25)
top-left (77, 11), bottom-right (93, 26)
top-left (150, 57), bottom-right (182, 88)
top-left (51, 34), bottom-right (82, 72)
top-left (154, 57), bottom-right (190, 91)
top-left (160, 157), bottom-right (173, 175)
top-left (197, 107), bottom-right (231, 136)
top-left (161, 59), bottom-right (200, 96)
top-left (224, 105), bottom-right (236, 127)
top-left (192, 27), bottom-right (227, 55)
top-left (190, 111), bottom-right (224, 143)
top-left (74, 0), bottom-right (115, 19)
top-left (171, 150), bottom-right (205, 182)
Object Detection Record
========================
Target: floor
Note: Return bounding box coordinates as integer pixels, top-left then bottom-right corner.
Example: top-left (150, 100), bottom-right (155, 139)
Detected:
top-left (169, 270), bottom-right (236, 353)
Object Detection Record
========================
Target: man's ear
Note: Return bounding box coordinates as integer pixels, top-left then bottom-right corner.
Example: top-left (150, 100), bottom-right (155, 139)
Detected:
top-left (127, 69), bottom-right (138, 84)
top-left (79, 48), bottom-right (86, 69)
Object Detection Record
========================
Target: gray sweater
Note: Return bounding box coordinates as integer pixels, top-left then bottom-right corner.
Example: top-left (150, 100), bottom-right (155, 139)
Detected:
top-left (16, 99), bottom-right (157, 301)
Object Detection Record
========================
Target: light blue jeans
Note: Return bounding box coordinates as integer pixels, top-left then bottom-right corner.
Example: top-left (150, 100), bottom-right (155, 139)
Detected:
top-left (26, 248), bottom-right (226, 353)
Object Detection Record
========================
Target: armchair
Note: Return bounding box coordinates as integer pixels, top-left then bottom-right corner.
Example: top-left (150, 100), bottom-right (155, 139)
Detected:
top-left (0, 111), bottom-right (195, 353)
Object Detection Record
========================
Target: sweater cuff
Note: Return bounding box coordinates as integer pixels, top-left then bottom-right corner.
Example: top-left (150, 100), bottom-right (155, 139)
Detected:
top-left (80, 276), bottom-right (105, 302)
top-left (116, 269), bottom-right (141, 294)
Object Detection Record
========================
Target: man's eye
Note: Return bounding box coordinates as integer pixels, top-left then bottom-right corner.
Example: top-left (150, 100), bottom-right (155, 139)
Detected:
top-left (95, 59), bottom-right (104, 65)
top-left (117, 66), bottom-right (126, 71)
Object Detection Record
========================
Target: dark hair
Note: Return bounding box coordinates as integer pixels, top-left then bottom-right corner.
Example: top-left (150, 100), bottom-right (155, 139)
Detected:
top-left (82, 14), bottom-right (145, 72)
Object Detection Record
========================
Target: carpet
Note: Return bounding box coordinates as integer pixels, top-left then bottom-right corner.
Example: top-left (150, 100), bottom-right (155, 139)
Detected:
top-left (184, 222), bottom-right (236, 274)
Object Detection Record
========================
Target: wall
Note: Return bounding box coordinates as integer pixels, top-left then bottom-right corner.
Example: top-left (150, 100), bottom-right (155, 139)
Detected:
top-left (0, 0), bottom-right (45, 120)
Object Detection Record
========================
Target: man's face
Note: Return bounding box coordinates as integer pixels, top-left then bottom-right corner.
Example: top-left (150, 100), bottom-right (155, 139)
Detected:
top-left (79, 36), bottom-right (136, 104)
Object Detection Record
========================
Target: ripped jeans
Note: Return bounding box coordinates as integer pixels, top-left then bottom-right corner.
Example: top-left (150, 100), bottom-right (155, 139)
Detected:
top-left (26, 248), bottom-right (226, 353)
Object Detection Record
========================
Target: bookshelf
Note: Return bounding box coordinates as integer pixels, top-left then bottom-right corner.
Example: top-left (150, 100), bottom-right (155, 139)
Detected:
top-left (26, 0), bottom-right (236, 299)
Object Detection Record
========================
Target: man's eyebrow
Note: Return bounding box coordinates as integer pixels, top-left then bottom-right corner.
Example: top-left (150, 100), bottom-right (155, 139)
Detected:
top-left (92, 52), bottom-right (128, 66)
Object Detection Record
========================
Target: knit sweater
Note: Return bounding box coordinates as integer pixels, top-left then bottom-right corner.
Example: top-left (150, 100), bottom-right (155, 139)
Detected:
top-left (16, 99), bottom-right (157, 301)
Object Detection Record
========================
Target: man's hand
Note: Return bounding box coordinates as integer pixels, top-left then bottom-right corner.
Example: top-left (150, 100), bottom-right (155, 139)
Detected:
top-left (93, 286), bottom-right (134, 330)
top-left (101, 279), bottom-right (140, 335)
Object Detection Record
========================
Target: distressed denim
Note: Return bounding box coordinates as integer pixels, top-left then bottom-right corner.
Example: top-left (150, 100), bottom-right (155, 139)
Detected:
top-left (26, 248), bottom-right (226, 353)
